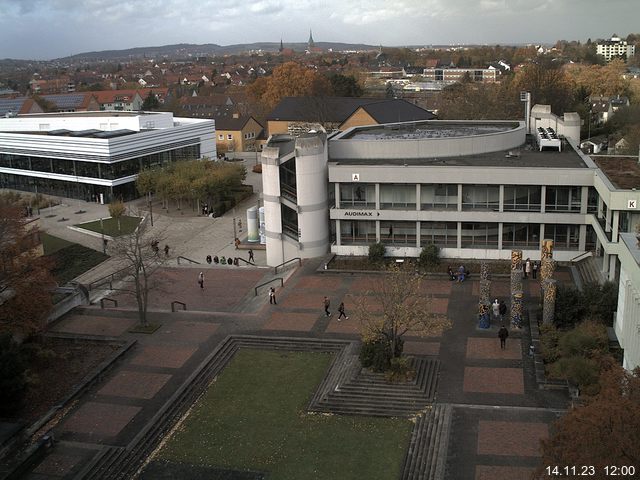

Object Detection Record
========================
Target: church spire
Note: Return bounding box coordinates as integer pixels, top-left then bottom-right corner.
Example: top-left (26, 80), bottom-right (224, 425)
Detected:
top-left (279, 38), bottom-right (283, 53)
top-left (308, 29), bottom-right (315, 49)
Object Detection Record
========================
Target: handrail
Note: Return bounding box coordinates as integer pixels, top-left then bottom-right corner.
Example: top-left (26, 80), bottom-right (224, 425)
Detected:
top-left (254, 277), bottom-right (284, 296)
top-left (100, 297), bottom-right (118, 309)
top-left (171, 301), bottom-right (187, 312)
top-left (88, 265), bottom-right (132, 291)
top-left (236, 257), bottom-right (255, 266)
top-left (274, 257), bottom-right (301, 274)
top-left (177, 256), bottom-right (201, 265)
top-left (569, 250), bottom-right (592, 264)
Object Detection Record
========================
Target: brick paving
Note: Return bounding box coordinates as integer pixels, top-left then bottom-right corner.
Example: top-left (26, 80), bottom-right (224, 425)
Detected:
top-left (24, 250), bottom-right (577, 479)
top-left (262, 311), bottom-right (319, 332)
top-left (60, 402), bottom-right (141, 439)
top-left (475, 465), bottom-right (536, 480)
top-left (49, 315), bottom-right (137, 337)
top-left (97, 371), bottom-right (172, 399)
top-left (466, 337), bottom-right (522, 360)
top-left (130, 345), bottom-right (198, 369)
top-left (477, 420), bottom-right (549, 456)
top-left (463, 367), bottom-right (525, 395)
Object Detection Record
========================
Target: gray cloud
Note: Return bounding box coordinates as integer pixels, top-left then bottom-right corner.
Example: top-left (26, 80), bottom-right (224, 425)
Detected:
top-left (0, 0), bottom-right (638, 59)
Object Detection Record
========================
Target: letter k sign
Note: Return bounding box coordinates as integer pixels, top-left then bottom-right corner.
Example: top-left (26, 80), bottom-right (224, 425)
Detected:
top-left (628, 199), bottom-right (637, 209)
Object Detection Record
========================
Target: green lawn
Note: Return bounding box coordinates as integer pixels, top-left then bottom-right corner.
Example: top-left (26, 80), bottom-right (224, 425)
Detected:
top-left (42, 234), bottom-right (109, 284)
top-left (73, 216), bottom-right (141, 237)
top-left (158, 349), bottom-right (412, 480)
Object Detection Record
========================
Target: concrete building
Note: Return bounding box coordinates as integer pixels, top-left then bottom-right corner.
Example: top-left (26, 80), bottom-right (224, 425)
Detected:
top-left (0, 111), bottom-right (215, 203)
top-left (614, 233), bottom-right (640, 370)
top-left (260, 105), bottom-right (640, 368)
top-left (596, 34), bottom-right (636, 62)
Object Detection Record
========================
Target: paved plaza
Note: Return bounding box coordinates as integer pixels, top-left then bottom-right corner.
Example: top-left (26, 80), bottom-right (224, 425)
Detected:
top-left (15, 172), bottom-right (571, 479)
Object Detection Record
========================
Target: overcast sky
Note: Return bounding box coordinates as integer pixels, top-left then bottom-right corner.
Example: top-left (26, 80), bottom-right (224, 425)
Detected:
top-left (0, 0), bottom-right (637, 60)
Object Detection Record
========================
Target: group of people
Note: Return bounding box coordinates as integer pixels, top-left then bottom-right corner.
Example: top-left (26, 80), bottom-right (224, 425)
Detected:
top-left (323, 296), bottom-right (348, 320)
top-left (523, 258), bottom-right (539, 279)
top-left (448, 265), bottom-right (470, 282)
top-left (151, 240), bottom-right (170, 257)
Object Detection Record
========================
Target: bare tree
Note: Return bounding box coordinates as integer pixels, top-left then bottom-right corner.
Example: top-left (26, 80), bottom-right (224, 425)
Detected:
top-left (355, 263), bottom-right (451, 360)
top-left (110, 212), bottom-right (165, 326)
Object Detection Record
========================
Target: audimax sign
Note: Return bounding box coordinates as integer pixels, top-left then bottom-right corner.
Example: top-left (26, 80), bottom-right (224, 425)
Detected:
top-left (343, 211), bottom-right (380, 217)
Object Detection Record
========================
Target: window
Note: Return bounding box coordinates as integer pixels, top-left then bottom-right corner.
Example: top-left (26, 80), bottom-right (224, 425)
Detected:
top-left (339, 183), bottom-right (375, 209)
top-left (227, 134), bottom-right (233, 140)
top-left (380, 221), bottom-right (416, 245)
top-left (218, 134), bottom-right (224, 140)
top-left (462, 185), bottom-right (499, 211)
top-left (420, 221), bottom-right (457, 247)
top-left (545, 224), bottom-right (580, 249)
top-left (503, 186), bottom-right (542, 211)
top-left (545, 186), bottom-right (581, 212)
top-left (461, 222), bottom-right (499, 248)
top-left (340, 220), bottom-right (376, 245)
top-left (502, 223), bottom-right (540, 247)
top-left (421, 184), bottom-right (457, 210)
top-left (380, 184), bottom-right (416, 209)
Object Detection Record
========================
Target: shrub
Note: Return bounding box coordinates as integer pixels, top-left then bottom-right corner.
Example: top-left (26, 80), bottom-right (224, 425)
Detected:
top-left (558, 320), bottom-right (608, 358)
top-left (385, 356), bottom-right (416, 383)
top-left (582, 281), bottom-right (618, 326)
top-left (554, 284), bottom-right (585, 329)
top-left (368, 242), bottom-right (385, 264)
top-left (359, 336), bottom-right (404, 373)
top-left (539, 323), bottom-right (561, 363)
top-left (418, 243), bottom-right (440, 270)
top-left (550, 356), bottom-right (601, 395)
top-left (0, 334), bottom-right (28, 415)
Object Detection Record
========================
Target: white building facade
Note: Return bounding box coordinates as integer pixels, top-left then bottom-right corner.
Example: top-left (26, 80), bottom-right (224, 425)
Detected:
top-left (0, 111), bottom-right (215, 203)
top-left (596, 35), bottom-right (636, 62)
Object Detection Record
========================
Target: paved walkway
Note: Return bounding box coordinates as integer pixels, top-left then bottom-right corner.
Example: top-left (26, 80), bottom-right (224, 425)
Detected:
top-left (19, 171), bottom-right (572, 479)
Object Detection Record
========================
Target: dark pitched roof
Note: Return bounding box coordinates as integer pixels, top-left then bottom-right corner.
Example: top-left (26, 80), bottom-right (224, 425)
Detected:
top-left (356, 99), bottom-right (436, 124)
top-left (267, 96), bottom-right (436, 126)
top-left (214, 114), bottom-right (262, 131)
top-left (267, 97), bottom-right (383, 123)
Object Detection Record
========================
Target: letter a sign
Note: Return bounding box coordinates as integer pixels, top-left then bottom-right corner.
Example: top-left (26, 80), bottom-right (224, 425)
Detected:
top-left (352, 173), bottom-right (360, 182)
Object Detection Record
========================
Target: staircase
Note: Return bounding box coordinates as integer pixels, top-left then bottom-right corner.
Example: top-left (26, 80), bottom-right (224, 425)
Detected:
top-left (400, 404), bottom-right (452, 480)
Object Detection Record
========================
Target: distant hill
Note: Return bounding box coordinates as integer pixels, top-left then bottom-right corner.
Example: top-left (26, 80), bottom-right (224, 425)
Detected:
top-left (54, 42), bottom-right (380, 62)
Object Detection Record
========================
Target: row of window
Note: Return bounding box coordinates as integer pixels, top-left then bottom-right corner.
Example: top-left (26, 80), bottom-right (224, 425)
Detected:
top-left (217, 132), bottom-right (257, 141)
top-left (337, 184), bottom-right (598, 213)
top-left (0, 145), bottom-right (200, 181)
top-left (337, 220), bottom-right (595, 250)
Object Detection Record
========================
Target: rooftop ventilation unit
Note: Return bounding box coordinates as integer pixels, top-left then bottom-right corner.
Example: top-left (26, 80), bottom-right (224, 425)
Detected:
top-left (535, 127), bottom-right (561, 151)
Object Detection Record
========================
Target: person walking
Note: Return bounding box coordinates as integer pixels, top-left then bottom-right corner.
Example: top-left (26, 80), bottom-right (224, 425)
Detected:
top-left (164, 244), bottom-right (170, 257)
top-left (248, 249), bottom-right (254, 263)
top-left (524, 258), bottom-right (531, 279)
top-left (337, 302), bottom-right (348, 321)
top-left (492, 299), bottom-right (500, 322)
top-left (323, 296), bottom-right (331, 317)
top-left (532, 260), bottom-right (539, 279)
top-left (269, 286), bottom-right (277, 305)
top-left (499, 300), bottom-right (507, 322)
top-left (198, 271), bottom-right (204, 289)
top-left (498, 325), bottom-right (509, 350)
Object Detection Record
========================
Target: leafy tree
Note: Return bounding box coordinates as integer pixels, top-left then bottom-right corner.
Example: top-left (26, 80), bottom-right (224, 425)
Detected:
top-left (511, 57), bottom-right (577, 115)
top-left (355, 264), bottom-right (451, 365)
top-left (246, 61), bottom-right (331, 110)
top-left (141, 91), bottom-right (160, 111)
top-left (328, 73), bottom-right (363, 97)
top-left (553, 284), bottom-right (586, 329)
top-left (108, 200), bottom-right (126, 232)
top-left (0, 333), bottom-right (28, 414)
top-left (0, 201), bottom-right (55, 338)
top-left (536, 359), bottom-right (640, 476)
top-left (581, 280), bottom-right (618, 326)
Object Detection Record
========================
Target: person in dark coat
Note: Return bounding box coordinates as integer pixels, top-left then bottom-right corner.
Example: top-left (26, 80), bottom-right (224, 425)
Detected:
top-left (323, 296), bottom-right (331, 317)
top-left (269, 286), bottom-right (277, 305)
top-left (337, 302), bottom-right (348, 321)
top-left (498, 325), bottom-right (509, 349)
top-left (248, 249), bottom-right (254, 263)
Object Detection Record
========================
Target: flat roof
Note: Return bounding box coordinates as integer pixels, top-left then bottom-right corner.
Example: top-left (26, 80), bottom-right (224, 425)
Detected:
top-left (331, 141), bottom-right (589, 169)
top-left (341, 121), bottom-right (520, 140)
top-left (592, 156), bottom-right (640, 189)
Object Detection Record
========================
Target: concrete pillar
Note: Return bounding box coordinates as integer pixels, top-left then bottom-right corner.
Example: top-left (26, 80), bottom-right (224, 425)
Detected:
top-left (335, 182), bottom-right (341, 208)
top-left (578, 224), bottom-right (587, 251)
top-left (335, 219), bottom-right (341, 246)
top-left (605, 206), bottom-right (612, 233)
top-left (375, 183), bottom-right (380, 210)
top-left (609, 255), bottom-right (617, 281)
top-left (456, 221), bottom-right (462, 249)
top-left (597, 196), bottom-right (604, 219)
top-left (499, 185), bottom-right (504, 213)
top-left (416, 221), bottom-right (421, 248)
top-left (602, 253), bottom-right (609, 277)
top-left (612, 210), bottom-right (620, 241)
top-left (416, 184), bottom-right (421, 211)
top-left (498, 223), bottom-right (503, 251)
top-left (580, 186), bottom-right (589, 215)
top-left (540, 185), bottom-right (546, 213)
top-left (457, 184), bottom-right (463, 212)
top-left (261, 146), bottom-right (284, 267)
top-left (511, 250), bottom-right (523, 297)
top-left (376, 220), bottom-right (380, 242)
